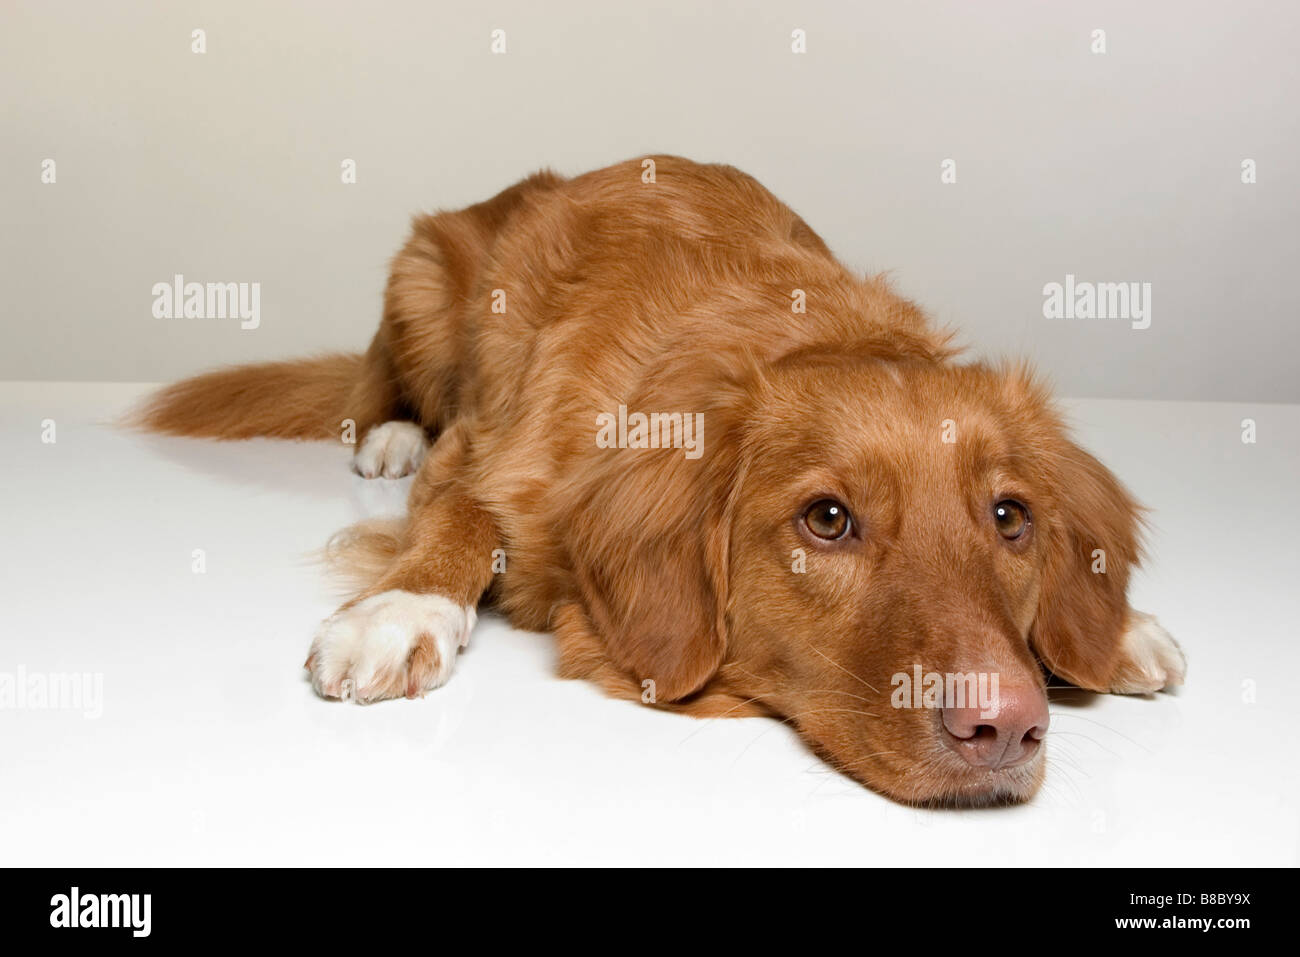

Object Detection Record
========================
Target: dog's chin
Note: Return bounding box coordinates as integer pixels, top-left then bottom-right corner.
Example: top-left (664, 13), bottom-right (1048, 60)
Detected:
top-left (841, 747), bottom-right (1047, 808)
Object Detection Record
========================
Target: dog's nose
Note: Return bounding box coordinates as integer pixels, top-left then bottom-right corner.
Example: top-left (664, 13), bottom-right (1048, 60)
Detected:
top-left (940, 685), bottom-right (1049, 770)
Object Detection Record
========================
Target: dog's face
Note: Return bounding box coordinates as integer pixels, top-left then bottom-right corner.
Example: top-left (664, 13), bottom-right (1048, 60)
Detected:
top-left (717, 358), bottom-right (1140, 804)
top-left (578, 351), bottom-right (1142, 806)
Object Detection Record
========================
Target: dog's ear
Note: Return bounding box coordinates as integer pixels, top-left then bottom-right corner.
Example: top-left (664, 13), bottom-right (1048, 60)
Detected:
top-left (579, 506), bottom-right (732, 702)
top-left (1029, 441), bottom-right (1144, 691)
top-left (568, 375), bottom-right (749, 703)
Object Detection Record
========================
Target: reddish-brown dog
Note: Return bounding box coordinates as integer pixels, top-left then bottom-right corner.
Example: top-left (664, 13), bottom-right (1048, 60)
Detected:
top-left (138, 156), bottom-right (1185, 806)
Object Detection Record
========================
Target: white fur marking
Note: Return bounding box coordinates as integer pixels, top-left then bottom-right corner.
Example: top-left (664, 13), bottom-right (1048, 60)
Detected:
top-left (353, 421), bottom-right (429, 479)
top-left (1113, 611), bottom-right (1186, 693)
top-left (308, 591), bottom-right (476, 703)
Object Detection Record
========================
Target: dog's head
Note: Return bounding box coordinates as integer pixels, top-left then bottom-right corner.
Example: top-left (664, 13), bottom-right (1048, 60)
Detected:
top-left (575, 347), bottom-right (1143, 806)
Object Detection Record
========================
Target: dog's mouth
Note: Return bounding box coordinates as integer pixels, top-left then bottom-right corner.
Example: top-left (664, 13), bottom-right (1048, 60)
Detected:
top-left (817, 737), bottom-right (1048, 808)
top-left (894, 748), bottom-right (1045, 806)
top-left (895, 754), bottom-right (1047, 808)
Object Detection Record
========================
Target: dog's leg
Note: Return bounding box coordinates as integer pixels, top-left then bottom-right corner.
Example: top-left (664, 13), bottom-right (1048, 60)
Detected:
top-left (308, 423), bottom-right (497, 702)
top-left (345, 331), bottom-right (430, 479)
top-left (351, 420), bottom-right (430, 479)
top-left (346, 170), bottom-right (569, 480)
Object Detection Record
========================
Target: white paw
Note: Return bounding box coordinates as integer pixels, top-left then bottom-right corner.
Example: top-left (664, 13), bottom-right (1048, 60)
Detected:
top-left (353, 421), bottom-right (428, 479)
top-left (1110, 611), bottom-right (1186, 694)
top-left (305, 591), bottom-right (476, 703)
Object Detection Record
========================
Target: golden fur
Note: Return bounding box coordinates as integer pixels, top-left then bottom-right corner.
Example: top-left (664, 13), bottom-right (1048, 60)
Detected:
top-left (135, 156), bottom-right (1181, 805)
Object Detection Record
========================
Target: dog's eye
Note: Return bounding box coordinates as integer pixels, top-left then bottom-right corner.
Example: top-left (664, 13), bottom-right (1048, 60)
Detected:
top-left (803, 499), bottom-right (852, 540)
top-left (993, 499), bottom-right (1030, 540)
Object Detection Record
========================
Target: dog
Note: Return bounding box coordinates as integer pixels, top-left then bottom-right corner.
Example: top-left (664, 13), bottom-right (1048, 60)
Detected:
top-left (137, 155), bottom-right (1185, 806)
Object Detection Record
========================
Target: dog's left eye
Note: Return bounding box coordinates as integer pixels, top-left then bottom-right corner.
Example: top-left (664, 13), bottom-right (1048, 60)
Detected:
top-left (803, 499), bottom-right (853, 540)
top-left (993, 499), bottom-right (1030, 540)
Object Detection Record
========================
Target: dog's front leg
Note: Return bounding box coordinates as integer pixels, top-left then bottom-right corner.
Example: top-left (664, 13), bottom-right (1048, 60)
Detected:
top-left (306, 423), bottom-right (498, 702)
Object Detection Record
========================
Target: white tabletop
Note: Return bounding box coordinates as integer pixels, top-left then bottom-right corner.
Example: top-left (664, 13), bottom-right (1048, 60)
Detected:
top-left (1, 382), bottom-right (1295, 866)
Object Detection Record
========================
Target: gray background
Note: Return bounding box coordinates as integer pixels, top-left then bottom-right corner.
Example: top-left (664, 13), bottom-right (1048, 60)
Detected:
top-left (2, 0), bottom-right (1296, 401)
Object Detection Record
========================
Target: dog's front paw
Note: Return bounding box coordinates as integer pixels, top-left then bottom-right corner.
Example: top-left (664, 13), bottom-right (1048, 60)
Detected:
top-left (352, 421), bottom-right (429, 479)
top-left (1109, 611), bottom-right (1186, 694)
top-left (305, 590), bottom-right (476, 702)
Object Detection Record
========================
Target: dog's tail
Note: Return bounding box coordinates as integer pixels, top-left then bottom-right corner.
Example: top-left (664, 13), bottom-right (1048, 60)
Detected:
top-left (130, 353), bottom-right (366, 441)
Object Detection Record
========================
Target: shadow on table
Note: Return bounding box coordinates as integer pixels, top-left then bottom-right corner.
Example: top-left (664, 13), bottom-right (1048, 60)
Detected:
top-left (126, 431), bottom-right (412, 521)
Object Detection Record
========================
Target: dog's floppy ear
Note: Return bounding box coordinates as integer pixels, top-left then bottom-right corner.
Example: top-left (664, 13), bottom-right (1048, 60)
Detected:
top-left (1029, 441), bottom-right (1144, 691)
top-left (579, 505), bottom-right (732, 702)
top-left (568, 373), bottom-right (749, 703)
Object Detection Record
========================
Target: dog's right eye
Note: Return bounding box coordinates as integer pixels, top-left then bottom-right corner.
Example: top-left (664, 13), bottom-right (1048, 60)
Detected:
top-left (993, 499), bottom-right (1031, 541)
top-left (803, 499), bottom-right (853, 540)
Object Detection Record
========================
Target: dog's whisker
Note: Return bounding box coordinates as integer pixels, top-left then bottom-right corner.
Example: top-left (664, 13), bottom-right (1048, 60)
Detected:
top-left (773, 686), bottom-right (881, 706)
top-left (1047, 728), bottom-right (1120, 759)
top-left (1046, 712), bottom-right (1152, 753)
top-left (725, 706), bottom-right (882, 771)
top-left (793, 639), bottom-right (881, 695)
top-left (674, 693), bottom-right (771, 745)
top-left (1042, 756), bottom-right (1085, 806)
